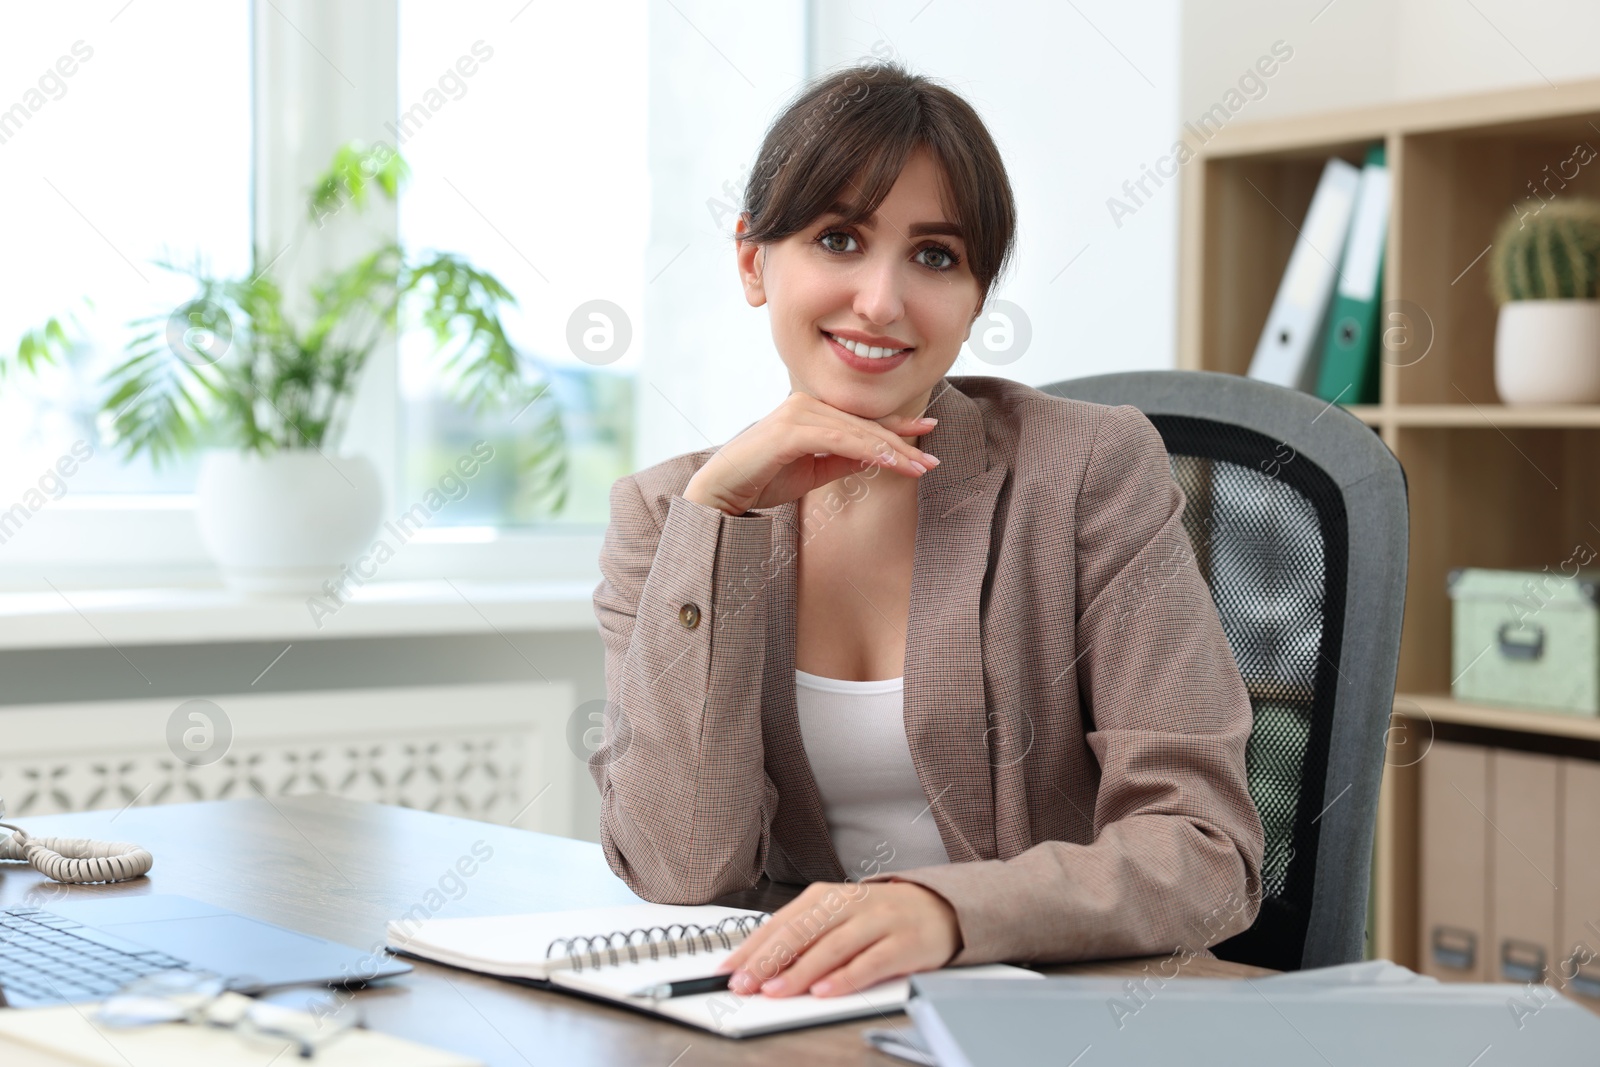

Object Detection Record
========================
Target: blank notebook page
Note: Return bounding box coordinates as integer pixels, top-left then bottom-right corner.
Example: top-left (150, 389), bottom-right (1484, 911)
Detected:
top-left (555, 955), bottom-right (1037, 1037)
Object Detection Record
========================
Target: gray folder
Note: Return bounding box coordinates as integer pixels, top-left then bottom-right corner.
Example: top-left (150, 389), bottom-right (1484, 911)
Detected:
top-left (906, 968), bottom-right (1599, 1066)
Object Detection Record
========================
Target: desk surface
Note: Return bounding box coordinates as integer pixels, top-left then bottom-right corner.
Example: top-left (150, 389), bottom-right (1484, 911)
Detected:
top-left (0, 796), bottom-right (1272, 1066)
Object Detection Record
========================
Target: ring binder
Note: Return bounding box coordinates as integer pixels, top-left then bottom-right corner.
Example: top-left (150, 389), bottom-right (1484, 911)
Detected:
top-left (545, 913), bottom-right (770, 971)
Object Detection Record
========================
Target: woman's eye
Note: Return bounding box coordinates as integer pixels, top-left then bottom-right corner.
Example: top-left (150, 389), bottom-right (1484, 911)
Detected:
top-left (818, 230), bottom-right (958, 270)
top-left (820, 231), bottom-right (856, 253)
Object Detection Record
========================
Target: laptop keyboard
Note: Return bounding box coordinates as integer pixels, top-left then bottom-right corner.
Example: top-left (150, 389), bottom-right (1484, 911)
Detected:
top-left (0, 906), bottom-right (190, 1008)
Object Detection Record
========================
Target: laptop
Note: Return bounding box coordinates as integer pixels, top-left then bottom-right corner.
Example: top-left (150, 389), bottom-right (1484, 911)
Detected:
top-left (0, 893), bottom-right (411, 1008)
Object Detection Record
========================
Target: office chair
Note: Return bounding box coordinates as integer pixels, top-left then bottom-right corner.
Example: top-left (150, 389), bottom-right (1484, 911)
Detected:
top-left (1042, 370), bottom-right (1409, 972)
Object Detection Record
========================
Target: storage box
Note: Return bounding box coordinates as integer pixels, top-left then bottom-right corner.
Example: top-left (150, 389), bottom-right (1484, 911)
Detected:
top-left (1448, 567), bottom-right (1600, 717)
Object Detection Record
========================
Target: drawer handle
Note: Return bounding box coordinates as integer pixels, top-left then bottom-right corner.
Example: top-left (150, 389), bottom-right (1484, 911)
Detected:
top-left (1568, 950), bottom-right (1600, 1000)
top-left (1496, 621), bottom-right (1545, 661)
top-left (1502, 938), bottom-right (1546, 982)
top-left (1431, 926), bottom-right (1476, 970)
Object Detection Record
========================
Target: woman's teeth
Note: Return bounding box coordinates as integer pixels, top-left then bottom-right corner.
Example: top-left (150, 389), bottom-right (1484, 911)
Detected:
top-left (827, 332), bottom-right (910, 360)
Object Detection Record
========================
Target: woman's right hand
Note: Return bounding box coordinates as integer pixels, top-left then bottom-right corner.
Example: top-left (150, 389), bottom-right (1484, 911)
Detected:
top-left (681, 392), bottom-right (941, 516)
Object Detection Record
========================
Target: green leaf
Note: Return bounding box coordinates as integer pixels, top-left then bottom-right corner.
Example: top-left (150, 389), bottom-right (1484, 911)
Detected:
top-left (307, 142), bottom-right (412, 226)
top-left (6, 312), bottom-right (82, 382)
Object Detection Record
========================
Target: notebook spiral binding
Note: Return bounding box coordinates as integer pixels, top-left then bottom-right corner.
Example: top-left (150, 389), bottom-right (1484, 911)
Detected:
top-left (545, 913), bottom-right (771, 972)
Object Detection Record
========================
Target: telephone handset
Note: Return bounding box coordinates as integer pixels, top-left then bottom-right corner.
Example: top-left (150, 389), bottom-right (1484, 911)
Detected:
top-left (0, 796), bottom-right (154, 884)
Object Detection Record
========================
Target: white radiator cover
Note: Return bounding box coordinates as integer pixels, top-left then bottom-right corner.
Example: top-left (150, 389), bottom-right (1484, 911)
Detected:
top-left (0, 682), bottom-right (577, 837)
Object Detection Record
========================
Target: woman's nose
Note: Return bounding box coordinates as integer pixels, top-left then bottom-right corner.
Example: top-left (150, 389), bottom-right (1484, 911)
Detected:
top-left (852, 255), bottom-right (905, 326)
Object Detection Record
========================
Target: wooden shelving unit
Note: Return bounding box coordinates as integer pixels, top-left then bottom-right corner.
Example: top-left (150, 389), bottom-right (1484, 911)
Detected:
top-left (1396, 692), bottom-right (1600, 744)
top-left (1178, 77), bottom-right (1600, 969)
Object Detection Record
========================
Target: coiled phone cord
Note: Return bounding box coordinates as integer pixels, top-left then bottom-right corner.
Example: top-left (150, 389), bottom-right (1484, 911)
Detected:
top-left (0, 820), bottom-right (154, 884)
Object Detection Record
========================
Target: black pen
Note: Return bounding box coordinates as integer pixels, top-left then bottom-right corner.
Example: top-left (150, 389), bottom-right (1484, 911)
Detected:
top-left (628, 973), bottom-right (733, 999)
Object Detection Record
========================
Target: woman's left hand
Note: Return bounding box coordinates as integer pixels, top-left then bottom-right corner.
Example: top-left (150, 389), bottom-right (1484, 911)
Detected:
top-left (716, 881), bottom-right (962, 998)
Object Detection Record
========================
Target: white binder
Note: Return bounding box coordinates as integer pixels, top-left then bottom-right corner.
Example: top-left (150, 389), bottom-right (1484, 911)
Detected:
top-left (1246, 158), bottom-right (1361, 391)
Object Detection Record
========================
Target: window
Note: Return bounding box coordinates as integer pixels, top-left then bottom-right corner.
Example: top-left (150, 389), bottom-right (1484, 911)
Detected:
top-left (0, 3), bottom-right (251, 501)
top-left (0, 2), bottom-right (640, 581)
top-left (396, 0), bottom-right (645, 528)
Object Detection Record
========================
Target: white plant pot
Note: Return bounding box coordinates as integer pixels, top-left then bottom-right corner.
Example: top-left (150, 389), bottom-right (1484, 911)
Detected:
top-left (196, 451), bottom-right (383, 595)
top-left (1494, 300), bottom-right (1600, 404)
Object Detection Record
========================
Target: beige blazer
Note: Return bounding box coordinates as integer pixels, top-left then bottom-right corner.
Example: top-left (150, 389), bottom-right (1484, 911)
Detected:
top-left (590, 375), bottom-right (1265, 966)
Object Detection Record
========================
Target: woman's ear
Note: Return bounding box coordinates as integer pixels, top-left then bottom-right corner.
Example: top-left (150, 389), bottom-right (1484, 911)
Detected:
top-left (735, 214), bottom-right (767, 308)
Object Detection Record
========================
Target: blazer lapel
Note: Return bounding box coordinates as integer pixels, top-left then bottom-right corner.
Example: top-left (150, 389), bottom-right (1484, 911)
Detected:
top-left (903, 379), bottom-right (1007, 864)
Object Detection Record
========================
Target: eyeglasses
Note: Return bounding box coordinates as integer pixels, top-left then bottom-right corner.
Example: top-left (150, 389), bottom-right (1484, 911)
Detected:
top-left (94, 968), bottom-right (364, 1059)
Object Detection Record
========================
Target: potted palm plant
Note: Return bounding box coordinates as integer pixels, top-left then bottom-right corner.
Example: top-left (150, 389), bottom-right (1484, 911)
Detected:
top-left (1489, 197), bottom-right (1600, 404)
top-left (13, 142), bottom-right (567, 592)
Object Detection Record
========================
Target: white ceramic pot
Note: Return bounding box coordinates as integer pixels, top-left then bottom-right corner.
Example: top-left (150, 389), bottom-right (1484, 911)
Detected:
top-left (196, 451), bottom-right (383, 595)
top-left (1494, 299), bottom-right (1600, 404)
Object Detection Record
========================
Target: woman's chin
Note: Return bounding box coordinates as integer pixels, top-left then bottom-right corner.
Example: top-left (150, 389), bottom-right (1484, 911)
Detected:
top-left (792, 375), bottom-right (922, 421)
top-left (815, 392), bottom-right (904, 421)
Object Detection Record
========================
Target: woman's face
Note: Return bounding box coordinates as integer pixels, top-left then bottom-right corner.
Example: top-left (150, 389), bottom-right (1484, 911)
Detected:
top-left (736, 147), bottom-right (984, 423)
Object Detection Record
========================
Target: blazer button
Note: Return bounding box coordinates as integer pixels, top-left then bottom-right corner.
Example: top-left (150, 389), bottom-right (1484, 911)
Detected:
top-left (678, 603), bottom-right (702, 629)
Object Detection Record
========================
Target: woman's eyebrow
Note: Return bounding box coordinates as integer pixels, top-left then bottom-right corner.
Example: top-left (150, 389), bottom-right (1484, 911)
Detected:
top-left (821, 201), bottom-right (964, 240)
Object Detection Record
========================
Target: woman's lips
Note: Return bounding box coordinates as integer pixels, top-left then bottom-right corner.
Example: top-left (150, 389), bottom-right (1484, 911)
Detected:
top-left (822, 330), bottom-right (913, 374)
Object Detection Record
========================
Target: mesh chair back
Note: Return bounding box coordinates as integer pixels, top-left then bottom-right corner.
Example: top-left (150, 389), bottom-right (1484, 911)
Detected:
top-left (1042, 371), bottom-right (1408, 970)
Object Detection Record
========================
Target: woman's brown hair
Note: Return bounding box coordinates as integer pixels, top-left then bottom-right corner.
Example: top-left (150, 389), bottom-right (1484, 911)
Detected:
top-left (739, 59), bottom-right (1017, 304)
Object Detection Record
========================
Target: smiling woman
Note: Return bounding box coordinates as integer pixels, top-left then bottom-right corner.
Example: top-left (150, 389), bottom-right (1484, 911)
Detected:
top-left (590, 59), bottom-right (1263, 1004)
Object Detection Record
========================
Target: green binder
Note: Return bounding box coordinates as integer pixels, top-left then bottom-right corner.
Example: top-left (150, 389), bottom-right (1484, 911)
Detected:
top-left (1315, 144), bottom-right (1389, 405)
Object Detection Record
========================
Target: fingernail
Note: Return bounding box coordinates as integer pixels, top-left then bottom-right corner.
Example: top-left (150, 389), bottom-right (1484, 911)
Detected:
top-left (908, 460), bottom-right (927, 474)
top-left (812, 980), bottom-right (835, 997)
top-left (762, 978), bottom-right (787, 995)
top-left (923, 453), bottom-right (940, 466)
top-left (919, 417), bottom-right (938, 425)
top-left (729, 971), bottom-right (755, 995)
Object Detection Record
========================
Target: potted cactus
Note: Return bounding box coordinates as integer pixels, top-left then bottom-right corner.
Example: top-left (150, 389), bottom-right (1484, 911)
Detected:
top-left (1489, 198), bottom-right (1600, 404)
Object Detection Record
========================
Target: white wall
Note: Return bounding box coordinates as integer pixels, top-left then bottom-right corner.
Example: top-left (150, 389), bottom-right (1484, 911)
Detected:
top-left (639, 0), bottom-right (809, 468)
top-left (808, 0), bottom-right (1183, 395)
top-left (637, 0), bottom-right (1182, 470)
top-left (1181, 0), bottom-right (1600, 121)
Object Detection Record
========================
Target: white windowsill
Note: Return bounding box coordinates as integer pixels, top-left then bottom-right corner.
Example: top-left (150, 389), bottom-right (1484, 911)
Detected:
top-left (0, 498), bottom-right (609, 649)
top-left (0, 579), bottom-right (599, 651)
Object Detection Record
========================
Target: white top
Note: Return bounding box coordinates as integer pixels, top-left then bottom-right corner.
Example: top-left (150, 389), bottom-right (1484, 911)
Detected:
top-left (793, 668), bottom-right (950, 879)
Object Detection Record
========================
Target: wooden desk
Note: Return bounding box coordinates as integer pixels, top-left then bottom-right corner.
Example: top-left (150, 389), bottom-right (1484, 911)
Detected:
top-left (0, 796), bottom-right (1272, 1065)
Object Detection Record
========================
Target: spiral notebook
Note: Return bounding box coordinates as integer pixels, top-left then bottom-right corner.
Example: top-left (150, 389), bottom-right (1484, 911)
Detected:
top-left (384, 903), bottom-right (1034, 1038)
